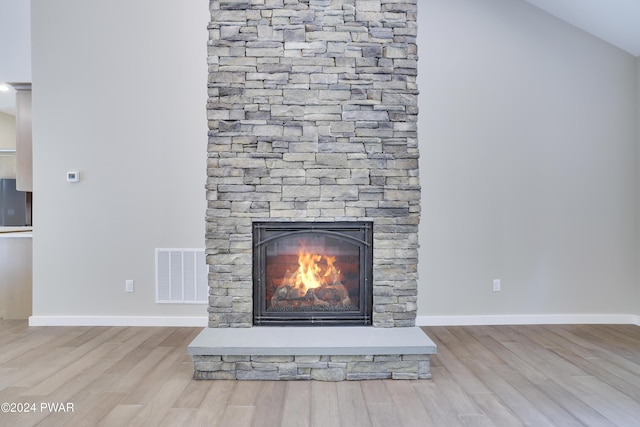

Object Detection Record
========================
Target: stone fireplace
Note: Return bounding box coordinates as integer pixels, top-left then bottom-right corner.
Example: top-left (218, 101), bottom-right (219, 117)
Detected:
top-left (188, 0), bottom-right (436, 381)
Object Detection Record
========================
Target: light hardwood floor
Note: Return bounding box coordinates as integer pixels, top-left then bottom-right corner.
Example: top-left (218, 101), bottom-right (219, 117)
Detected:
top-left (1, 321), bottom-right (640, 426)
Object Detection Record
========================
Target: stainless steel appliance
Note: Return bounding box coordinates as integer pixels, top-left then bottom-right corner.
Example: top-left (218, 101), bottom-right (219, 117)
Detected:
top-left (0, 179), bottom-right (30, 226)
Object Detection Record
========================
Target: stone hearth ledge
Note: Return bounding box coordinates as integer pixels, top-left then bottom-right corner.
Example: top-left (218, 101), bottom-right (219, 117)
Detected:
top-left (188, 326), bottom-right (436, 381)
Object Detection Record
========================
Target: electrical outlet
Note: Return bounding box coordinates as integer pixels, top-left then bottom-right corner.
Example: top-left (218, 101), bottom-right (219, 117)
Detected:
top-left (493, 279), bottom-right (501, 292)
top-left (125, 279), bottom-right (134, 293)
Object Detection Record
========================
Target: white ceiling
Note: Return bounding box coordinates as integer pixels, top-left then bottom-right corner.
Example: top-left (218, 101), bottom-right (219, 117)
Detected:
top-left (0, 0), bottom-right (30, 116)
top-left (524, 0), bottom-right (640, 56)
top-left (0, 0), bottom-right (639, 116)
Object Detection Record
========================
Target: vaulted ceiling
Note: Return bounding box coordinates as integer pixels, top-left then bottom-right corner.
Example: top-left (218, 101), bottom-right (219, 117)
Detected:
top-left (524, 0), bottom-right (640, 56)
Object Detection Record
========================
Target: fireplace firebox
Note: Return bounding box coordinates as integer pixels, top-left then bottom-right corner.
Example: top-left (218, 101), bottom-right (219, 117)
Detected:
top-left (253, 222), bottom-right (373, 326)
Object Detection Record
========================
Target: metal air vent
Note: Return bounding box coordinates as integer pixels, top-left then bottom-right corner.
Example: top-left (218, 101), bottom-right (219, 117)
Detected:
top-left (155, 248), bottom-right (207, 303)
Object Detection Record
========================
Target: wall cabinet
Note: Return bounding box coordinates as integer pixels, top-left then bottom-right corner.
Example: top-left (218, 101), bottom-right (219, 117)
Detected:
top-left (0, 233), bottom-right (32, 319)
top-left (13, 84), bottom-right (32, 192)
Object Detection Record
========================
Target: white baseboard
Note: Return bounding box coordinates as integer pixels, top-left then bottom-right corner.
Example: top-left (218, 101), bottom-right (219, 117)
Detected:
top-left (416, 314), bottom-right (640, 326)
top-left (28, 316), bottom-right (208, 327)
top-left (26, 314), bottom-right (640, 327)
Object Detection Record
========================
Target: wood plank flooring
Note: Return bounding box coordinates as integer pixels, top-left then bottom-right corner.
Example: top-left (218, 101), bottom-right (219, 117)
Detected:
top-left (1, 321), bottom-right (640, 426)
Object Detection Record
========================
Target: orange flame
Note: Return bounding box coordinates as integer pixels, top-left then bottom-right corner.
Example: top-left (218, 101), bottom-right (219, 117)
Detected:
top-left (288, 246), bottom-right (340, 295)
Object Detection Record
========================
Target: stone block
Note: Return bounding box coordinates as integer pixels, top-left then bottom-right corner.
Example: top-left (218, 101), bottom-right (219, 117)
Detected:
top-left (330, 121), bottom-right (355, 133)
top-left (374, 355), bottom-right (401, 362)
top-left (235, 361), bottom-right (252, 371)
top-left (402, 354), bottom-right (430, 362)
top-left (209, 72), bottom-right (246, 84)
top-left (382, 92), bottom-right (417, 107)
top-left (307, 31), bottom-right (352, 42)
top-left (283, 89), bottom-right (320, 104)
top-left (319, 141), bottom-right (364, 153)
top-left (253, 125), bottom-right (284, 137)
top-left (278, 362), bottom-right (299, 377)
top-left (236, 370), bottom-right (279, 380)
top-left (295, 356), bottom-right (321, 363)
top-left (320, 185), bottom-right (359, 201)
top-left (418, 360), bottom-right (432, 379)
top-left (330, 355), bottom-right (373, 363)
top-left (392, 319), bottom-right (416, 327)
top-left (198, 360), bottom-right (237, 372)
top-left (304, 113), bottom-right (341, 121)
top-left (311, 368), bottom-right (346, 382)
top-left (210, 296), bottom-right (234, 308)
top-left (285, 41), bottom-right (327, 52)
top-left (392, 372), bottom-right (419, 380)
top-left (283, 185), bottom-right (320, 200)
top-left (218, 158), bottom-right (266, 169)
top-left (342, 110), bottom-right (389, 121)
top-left (306, 169), bottom-right (349, 180)
top-left (346, 372), bottom-right (392, 380)
top-left (231, 301), bottom-right (252, 313)
top-left (347, 361), bottom-right (417, 374)
top-left (319, 90), bottom-right (352, 101)
top-left (345, 207), bottom-right (365, 216)
top-left (310, 73), bottom-right (338, 85)
top-left (193, 355), bottom-right (222, 363)
top-left (251, 355), bottom-right (295, 363)
top-left (297, 361), bottom-right (330, 369)
top-left (194, 370), bottom-right (237, 380)
top-left (251, 362), bottom-right (279, 371)
top-left (284, 28), bottom-right (305, 42)
top-left (355, 11), bottom-right (384, 23)
top-left (246, 47), bottom-right (284, 57)
top-left (220, 0), bottom-right (250, 10)
top-left (356, 0), bottom-right (381, 12)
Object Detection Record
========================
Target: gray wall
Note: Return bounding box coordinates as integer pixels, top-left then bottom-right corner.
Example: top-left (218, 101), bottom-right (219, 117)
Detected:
top-left (0, 0), bottom-right (31, 82)
top-left (418, 0), bottom-right (638, 319)
top-left (30, 0), bottom-right (639, 323)
top-left (31, 0), bottom-right (209, 320)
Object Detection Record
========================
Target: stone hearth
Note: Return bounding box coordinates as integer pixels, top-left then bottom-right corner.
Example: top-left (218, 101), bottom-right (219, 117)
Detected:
top-left (188, 0), bottom-right (436, 381)
top-left (189, 327), bottom-right (435, 380)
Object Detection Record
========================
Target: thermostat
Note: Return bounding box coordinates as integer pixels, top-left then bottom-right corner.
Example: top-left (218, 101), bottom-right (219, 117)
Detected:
top-left (67, 171), bottom-right (80, 182)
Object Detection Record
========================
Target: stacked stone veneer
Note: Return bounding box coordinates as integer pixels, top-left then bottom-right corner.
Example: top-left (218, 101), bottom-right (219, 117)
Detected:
top-left (206, 0), bottom-right (420, 329)
top-left (193, 354), bottom-right (431, 380)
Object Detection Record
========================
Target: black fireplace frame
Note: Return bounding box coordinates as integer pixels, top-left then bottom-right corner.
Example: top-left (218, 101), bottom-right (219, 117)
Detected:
top-left (253, 221), bottom-right (373, 326)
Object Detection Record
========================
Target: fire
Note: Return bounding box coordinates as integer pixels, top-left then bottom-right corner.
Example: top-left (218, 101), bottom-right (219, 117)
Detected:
top-left (271, 241), bottom-right (353, 308)
top-left (290, 248), bottom-right (339, 294)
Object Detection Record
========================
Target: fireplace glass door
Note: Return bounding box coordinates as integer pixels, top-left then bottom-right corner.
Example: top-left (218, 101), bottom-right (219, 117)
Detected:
top-left (253, 222), bottom-right (372, 326)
